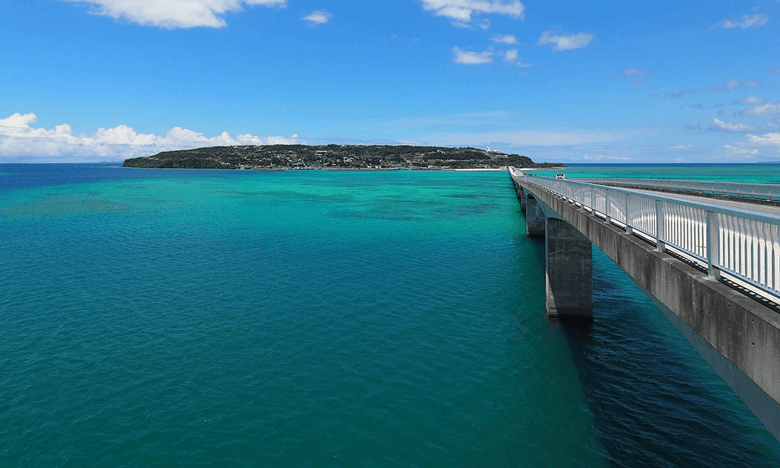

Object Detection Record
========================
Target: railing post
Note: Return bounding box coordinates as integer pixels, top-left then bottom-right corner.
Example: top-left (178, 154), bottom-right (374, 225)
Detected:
top-left (707, 211), bottom-right (721, 279)
top-left (605, 190), bottom-right (612, 224)
top-left (625, 192), bottom-right (633, 235)
top-left (656, 199), bottom-right (665, 251)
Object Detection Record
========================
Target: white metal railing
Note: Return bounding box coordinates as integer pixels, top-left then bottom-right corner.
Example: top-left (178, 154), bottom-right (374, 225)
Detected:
top-left (579, 177), bottom-right (780, 201)
top-left (509, 168), bottom-right (780, 299)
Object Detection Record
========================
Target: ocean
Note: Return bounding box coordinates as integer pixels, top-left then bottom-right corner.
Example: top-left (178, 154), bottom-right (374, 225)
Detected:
top-left (1, 163), bottom-right (779, 467)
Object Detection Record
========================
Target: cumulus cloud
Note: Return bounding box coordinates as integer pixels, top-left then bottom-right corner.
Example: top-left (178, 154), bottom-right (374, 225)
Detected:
top-left (718, 13), bottom-right (769, 30)
top-left (746, 133), bottom-right (780, 145)
top-left (621, 67), bottom-right (649, 77)
top-left (421, 0), bottom-right (525, 23)
top-left (452, 47), bottom-right (494, 64)
top-left (538, 31), bottom-right (594, 51)
top-left (733, 96), bottom-right (767, 106)
top-left (303, 10), bottom-right (331, 25)
top-left (0, 113), bottom-right (299, 161)
top-left (738, 101), bottom-right (780, 117)
top-left (708, 118), bottom-right (756, 132)
top-left (583, 154), bottom-right (631, 161)
top-left (668, 88), bottom-right (702, 98)
top-left (491, 34), bottom-right (518, 44)
top-left (66, 0), bottom-right (286, 29)
top-left (710, 78), bottom-right (761, 93)
top-left (723, 144), bottom-right (758, 156)
top-left (502, 49), bottom-right (531, 66)
top-left (669, 145), bottom-right (694, 150)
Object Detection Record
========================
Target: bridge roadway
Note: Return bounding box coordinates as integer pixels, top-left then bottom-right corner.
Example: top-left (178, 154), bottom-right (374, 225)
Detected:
top-left (510, 170), bottom-right (780, 442)
top-left (626, 187), bottom-right (780, 217)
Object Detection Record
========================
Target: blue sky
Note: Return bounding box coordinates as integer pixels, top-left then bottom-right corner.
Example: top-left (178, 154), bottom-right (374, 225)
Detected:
top-left (1, 0), bottom-right (779, 163)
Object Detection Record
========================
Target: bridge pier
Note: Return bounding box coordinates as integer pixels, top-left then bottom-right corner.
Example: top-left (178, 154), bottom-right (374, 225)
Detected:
top-left (545, 218), bottom-right (593, 324)
top-left (525, 196), bottom-right (546, 237)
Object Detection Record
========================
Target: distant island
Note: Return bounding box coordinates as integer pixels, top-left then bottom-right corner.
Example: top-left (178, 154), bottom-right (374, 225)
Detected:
top-left (122, 145), bottom-right (563, 170)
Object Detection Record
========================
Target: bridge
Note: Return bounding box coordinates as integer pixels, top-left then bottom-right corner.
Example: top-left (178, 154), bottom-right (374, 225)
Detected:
top-left (509, 168), bottom-right (780, 442)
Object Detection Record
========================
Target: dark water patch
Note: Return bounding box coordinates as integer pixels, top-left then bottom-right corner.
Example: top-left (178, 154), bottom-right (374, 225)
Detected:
top-left (452, 203), bottom-right (500, 216)
top-left (3, 194), bottom-right (134, 216)
top-left (559, 253), bottom-right (780, 467)
top-left (449, 193), bottom-right (497, 199)
top-left (329, 208), bottom-right (426, 223)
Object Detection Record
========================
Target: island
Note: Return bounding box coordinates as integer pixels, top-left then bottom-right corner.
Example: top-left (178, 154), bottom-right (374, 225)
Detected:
top-left (122, 145), bottom-right (563, 170)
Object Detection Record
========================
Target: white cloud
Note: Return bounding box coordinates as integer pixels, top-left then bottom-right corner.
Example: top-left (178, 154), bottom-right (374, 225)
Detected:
top-left (452, 47), bottom-right (494, 64)
top-left (723, 144), bottom-right (759, 156)
top-left (476, 19), bottom-right (491, 30)
top-left (0, 113), bottom-right (299, 161)
top-left (502, 49), bottom-right (531, 66)
top-left (491, 34), bottom-right (518, 44)
top-left (621, 67), bottom-right (648, 77)
top-left (708, 118), bottom-right (756, 132)
top-left (668, 89), bottom-right (702, 98)
top-left (738, 101), bottom-right (780, 117)
top-left (719, 13), bottom-right (769, 30)
top-left (430, 130), bottom-right (626, 147)
top-left (746, 133), bottom-right (780, 145)
top-left (66, 0), bottom-right (286, 29)
top-left (303, 10), bottom-right (331, 25)
top-left (421, 0), bottom-right (525, 22)
top-left (732, 96), bottom-right (766, 106)
top-left (538, 31), bottom-right (594, 51)
top-left (583, 154), bottom-right (631, 161)
top-left (669, 145), bottom-right (694, 149)
top-left (710, 78), bottom-right (761, 93)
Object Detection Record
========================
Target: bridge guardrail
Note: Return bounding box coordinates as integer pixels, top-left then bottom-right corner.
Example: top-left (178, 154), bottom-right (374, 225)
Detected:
top-left (578, 177), bottom-right (780, 201)
top-left (510, 168), bottom-right (780, 299)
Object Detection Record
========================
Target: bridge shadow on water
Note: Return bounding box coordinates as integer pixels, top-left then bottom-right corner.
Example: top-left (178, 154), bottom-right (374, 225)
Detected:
top-left (554, 250), bottom-right (780, 467)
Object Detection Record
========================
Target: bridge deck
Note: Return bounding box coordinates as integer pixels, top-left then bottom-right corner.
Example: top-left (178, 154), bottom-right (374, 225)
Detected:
top-left (627, 187), bottom-right (780, 217)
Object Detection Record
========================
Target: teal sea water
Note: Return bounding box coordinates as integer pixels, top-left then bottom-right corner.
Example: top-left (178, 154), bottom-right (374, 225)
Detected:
top-left (1, 164), bottom-right (780, 467)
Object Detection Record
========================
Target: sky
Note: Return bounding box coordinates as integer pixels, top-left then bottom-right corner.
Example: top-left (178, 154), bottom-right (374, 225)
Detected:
top-left (1, 0), bottom-right (779, 163)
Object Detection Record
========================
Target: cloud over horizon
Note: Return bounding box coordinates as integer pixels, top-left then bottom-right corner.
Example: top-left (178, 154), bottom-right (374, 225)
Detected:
top-left (710, 78), bottom-right (762, 93)
top-left (67, 0), bottom-right (286, 29)
top-left (452, 47), bottom-right (494, 64)
top-left (718, 13), bottom-right (769, 30)
top-left (738, 101), bottom-right (780, 117)
top-left (708, 118), bottom-right (756, 133)
top-left (621, 67), bottom-right (649, 77)
top-left (491, 34), bottom-right (518, 44)
top-left (0, 113), bottom-right (299, 161)
top-left (421, 0), bottom-right (524, 23)
top-left (538, 31), bottom-right (594, 51)
top-left (303, 10), bottom-right (331, 25)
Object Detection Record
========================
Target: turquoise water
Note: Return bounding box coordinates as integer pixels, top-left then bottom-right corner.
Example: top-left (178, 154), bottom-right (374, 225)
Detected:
top-left (1, 164), bottom-right (779, 466)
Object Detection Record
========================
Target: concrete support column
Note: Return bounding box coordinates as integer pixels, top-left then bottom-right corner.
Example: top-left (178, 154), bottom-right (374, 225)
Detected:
top-left (525, 196), bottom-right (546, 237)
top-left (512, 182), bottom-right (528, 212)
top-left (545, 217), bottom-right (593, 323)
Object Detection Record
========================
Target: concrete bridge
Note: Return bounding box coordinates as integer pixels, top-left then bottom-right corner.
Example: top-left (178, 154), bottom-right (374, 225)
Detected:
top-left (509, 168), bottom-right (780, 442)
